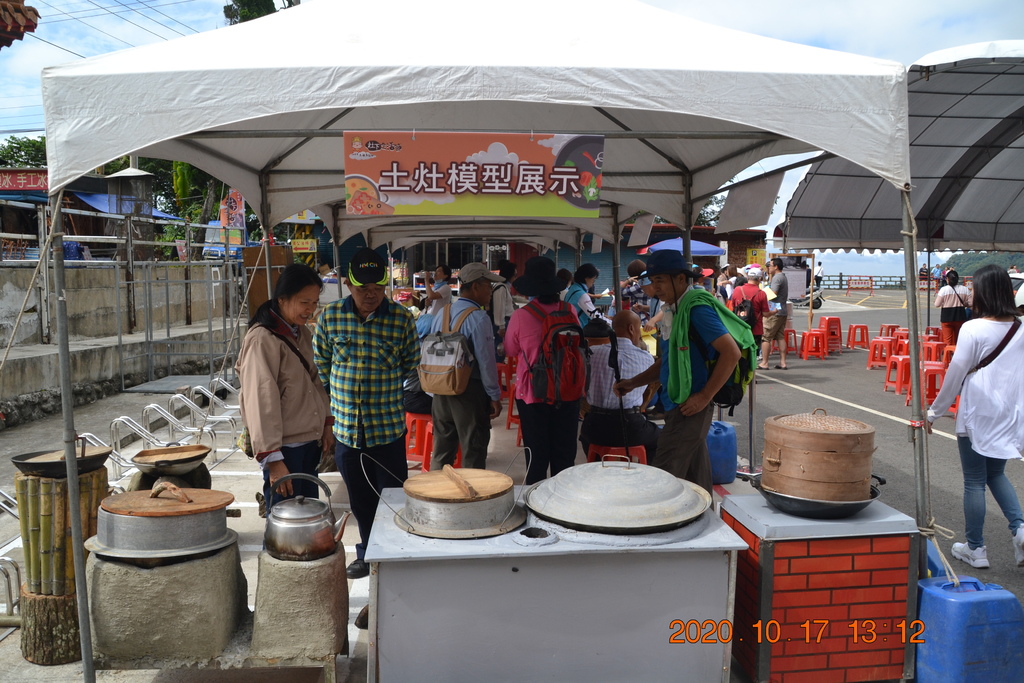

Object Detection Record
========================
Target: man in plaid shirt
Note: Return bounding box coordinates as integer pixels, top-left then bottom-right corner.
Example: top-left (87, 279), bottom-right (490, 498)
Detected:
top-left (313, 248), bottom-right (419, 584)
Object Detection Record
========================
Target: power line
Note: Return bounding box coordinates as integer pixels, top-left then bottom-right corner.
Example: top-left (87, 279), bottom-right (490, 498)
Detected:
top-left (84, 0), bottom-right (177, 40)
top-left (32, 0), bottom-right (138, 47)
top-left (131, 0), bottom-right (200, 34)
top-left (26, 32), bottom-right (87, 57)
top-left (40, 0), bottom-right (201, 26)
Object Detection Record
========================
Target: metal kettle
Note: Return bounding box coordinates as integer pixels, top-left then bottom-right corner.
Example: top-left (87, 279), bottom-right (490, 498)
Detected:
top-left (264, 473), bottom-right (348, 561)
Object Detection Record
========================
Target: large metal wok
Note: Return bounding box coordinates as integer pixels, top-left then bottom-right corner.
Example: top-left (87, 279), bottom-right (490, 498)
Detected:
top-left (12, 442), bottom-right (112, 478)
top-left (131, 445), bottom-right (210, 476)
top-left (740, 472), bottom-right (885, 519)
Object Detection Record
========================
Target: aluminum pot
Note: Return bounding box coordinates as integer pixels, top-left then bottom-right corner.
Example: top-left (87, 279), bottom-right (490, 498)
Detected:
top-left (396, 466), bottom-right (526, 539)
top-left (85, 482), bottom-right (236, 566)
top-left (132, 444), bottom-right (210, 476)
top-left (264, 473), bottom-right (346, 561)
top-left (525, 456), bottom-right (712, 534)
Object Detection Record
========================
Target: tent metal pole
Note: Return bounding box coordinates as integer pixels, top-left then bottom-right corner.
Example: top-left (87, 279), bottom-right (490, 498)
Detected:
top-left (575, 231), bottom-right (583, 270)
top-left (49, 190), bottom-right (97, 682)
top-left (611, 205), bottom-right (621, 315)
top-left (259, 173), bottom-right (274, 302)
top-left (901, 190), bottom-right (930, 578)
top-left (682, 173), bottom-right (693, 264)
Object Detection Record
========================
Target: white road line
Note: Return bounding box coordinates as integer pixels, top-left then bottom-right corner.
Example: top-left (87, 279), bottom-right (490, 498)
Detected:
top-left (758, 373), bottom-right (956, 441)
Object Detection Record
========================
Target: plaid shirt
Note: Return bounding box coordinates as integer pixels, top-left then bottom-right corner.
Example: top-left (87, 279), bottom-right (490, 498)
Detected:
top-left (313, 296), bottom-right (419, 448)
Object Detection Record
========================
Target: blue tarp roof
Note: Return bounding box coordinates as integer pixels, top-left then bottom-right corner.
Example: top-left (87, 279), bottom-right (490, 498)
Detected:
top-left (72, 192), bottom-right (180, 220)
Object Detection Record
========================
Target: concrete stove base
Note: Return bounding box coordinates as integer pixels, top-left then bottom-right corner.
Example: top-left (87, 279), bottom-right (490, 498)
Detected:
top-left (86, 543), bottom-right (248, 660)
top-left (252, 544), bottom-right (349, 659)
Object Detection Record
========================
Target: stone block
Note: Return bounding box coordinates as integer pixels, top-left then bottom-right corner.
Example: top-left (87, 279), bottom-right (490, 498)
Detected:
top-left (251, 544), bottom-right (348, 659)
top-left (87, 543), bottom-right (248, 660)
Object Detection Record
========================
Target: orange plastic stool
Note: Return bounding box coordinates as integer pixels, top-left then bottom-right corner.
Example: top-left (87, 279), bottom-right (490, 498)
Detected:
top-left (906, 362), bottom-right (946, 407)
top-left (405, 412), bottom-right (432, 464)
top-left (586, 444), bottom-right (648, 465)
top-left (506, 376), bottom-right (521, 430)
top-left (879, 324), bottom-right (900, 338)
top-left (883, 355), bottom-right (911, 394)
top-left (818, 316), bottom-right (843, 354)
top-left (893, 328), bottom-right (910, 342)
top-left (420, 421), bottom-right (462, 472)
top-left (496, 361), bottom-right (513, 400)
top-left (846, 324), bottom-right (869, 349)
top-left (922, 341), bottom-right (946, 363)
top-left (925, 326), bottom-right (942, 338)
top-left (942, 345), bottom-right (956, 367)
top-left (894, 338), bottom-right (911, 356)
top-left (800, 330), bottom-right (828, 360)
top-left (866, 337), bottom-right (894, 369)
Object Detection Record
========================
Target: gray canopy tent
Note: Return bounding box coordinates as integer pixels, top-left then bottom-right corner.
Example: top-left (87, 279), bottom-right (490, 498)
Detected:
top-left (40, 0), bottom-right (916, 675)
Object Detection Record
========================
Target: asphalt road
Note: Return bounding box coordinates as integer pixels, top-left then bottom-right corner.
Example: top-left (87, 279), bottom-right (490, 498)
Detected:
top-left (741, 288), bottom-right (1024, 601)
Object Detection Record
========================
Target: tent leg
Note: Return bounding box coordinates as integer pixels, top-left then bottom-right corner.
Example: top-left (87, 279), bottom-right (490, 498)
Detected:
top-left (49, 191), bottom-right (96, 682)
top-left (611, 205), bottom-right (621, 315)
top-left (901, 190), bottom-right (930, 578)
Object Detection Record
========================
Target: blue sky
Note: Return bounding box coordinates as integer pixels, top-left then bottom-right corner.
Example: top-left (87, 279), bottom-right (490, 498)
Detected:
top-left (1, 0), bottom-right (1022, 275)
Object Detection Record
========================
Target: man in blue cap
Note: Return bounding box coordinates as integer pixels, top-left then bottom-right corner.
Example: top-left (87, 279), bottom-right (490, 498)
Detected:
top-left (613, 250), bottom-right (741, 493)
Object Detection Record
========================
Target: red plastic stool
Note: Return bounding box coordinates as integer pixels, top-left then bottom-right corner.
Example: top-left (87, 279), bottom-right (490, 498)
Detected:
top-left (846, 324), bottom-right (869, 349)
top-left (496, 360), bottom-right (513, 400)
top-left (818, 316), bottom-right (843, 354)
top-left (866, 337), bottom-right (894, 369)
top-left (883, 355), bottom-right (911, 394)
top-left (922, 341), bottom-right (946, 362)
top-left (405, 412), bottom-right (432, 466)
top-left (942, 345), bottom-right (956, 366)
top-left (420, 421), bottom-right (463, 472)
top-left (925, 326), bottom-right (942, 338)
top-left (879, 324), bottom-right (900, 338)
top-left (800, 330), bottom-right (828, 360)
top-left (506, 376), bottom-right (521, 430)
top-left (906, 362), bottom-right (946, 407)
top-left (586, 444), bottom-right (648, 465)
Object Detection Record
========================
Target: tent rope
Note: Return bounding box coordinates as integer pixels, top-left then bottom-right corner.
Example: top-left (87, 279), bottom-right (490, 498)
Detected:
top-left (918, 518), bottom-right (959, 587)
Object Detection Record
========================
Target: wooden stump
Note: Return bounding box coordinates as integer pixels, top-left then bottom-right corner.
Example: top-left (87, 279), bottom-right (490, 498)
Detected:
top-left (19, 585), bottom-right (81, 665)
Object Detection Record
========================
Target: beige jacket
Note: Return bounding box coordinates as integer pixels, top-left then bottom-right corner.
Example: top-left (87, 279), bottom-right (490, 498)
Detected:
top-left (236, 324), bottom-right (330, 458)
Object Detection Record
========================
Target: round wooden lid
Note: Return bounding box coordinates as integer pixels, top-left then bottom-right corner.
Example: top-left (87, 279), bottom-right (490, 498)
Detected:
top-left (101, 488), bottom-right (234, 517)
top-left (404, 467), bottom-right (513, 503)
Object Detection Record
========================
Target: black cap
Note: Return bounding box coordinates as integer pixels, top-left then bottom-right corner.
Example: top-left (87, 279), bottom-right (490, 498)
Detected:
top-left (347, 248), bottom-right (387, 286)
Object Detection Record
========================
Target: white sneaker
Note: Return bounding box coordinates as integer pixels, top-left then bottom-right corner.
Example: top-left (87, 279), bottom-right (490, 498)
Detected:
top-left (1013, 528), bottom-right (1024, 567)
top-left (952, 542), bottom-right (989, 569)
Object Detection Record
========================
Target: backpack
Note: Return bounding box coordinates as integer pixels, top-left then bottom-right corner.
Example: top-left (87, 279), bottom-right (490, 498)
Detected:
top-left (687, 297), bottom-right (758, 417)
top-left (734, 289), bottom-right (756, 327)
top-left (417, 305), bottom-right (476, 395)
top-left (523, 300), bottom-right (589, 404)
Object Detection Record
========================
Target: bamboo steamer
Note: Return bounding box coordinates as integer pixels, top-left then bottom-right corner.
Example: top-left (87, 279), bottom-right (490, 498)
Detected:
top-left (762, 410), bottom-right (875, 502)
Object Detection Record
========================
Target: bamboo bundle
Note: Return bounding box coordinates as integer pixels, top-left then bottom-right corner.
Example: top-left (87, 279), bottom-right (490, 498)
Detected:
top-left (26, 476), bottom-right (40, 594)
top-left (39, 479), bottom-right (53, 596)
top-left (52, 480), bottom-right (66, 596)
top-left (14, 468), bottom-right (108, 597)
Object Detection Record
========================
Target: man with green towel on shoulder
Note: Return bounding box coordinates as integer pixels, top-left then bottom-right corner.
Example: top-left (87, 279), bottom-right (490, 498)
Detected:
top-left (613, 250), bottom-right (741, 493)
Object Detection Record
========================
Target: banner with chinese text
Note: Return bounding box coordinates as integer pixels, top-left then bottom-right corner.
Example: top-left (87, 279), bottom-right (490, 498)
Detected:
top-left (344, 132), bottom-right (603, 218)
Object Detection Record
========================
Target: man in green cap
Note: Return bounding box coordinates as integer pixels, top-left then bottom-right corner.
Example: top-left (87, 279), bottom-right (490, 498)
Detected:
top-left (313, 247), bottom-right (419, 584)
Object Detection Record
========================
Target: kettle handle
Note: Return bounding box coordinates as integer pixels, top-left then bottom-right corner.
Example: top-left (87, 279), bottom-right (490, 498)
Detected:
top-left (267, 473), bottom-right (333, 515)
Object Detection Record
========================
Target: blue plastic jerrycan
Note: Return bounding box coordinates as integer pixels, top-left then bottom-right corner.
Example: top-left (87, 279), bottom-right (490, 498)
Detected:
top-left (707, 420), bottom-right (737, 484)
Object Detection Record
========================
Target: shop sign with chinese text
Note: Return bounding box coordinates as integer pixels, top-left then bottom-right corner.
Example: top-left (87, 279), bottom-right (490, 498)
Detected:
top-left (343, 132), bottom-right (603, 218)
top-left (0, 169), bottom-right (48, 192)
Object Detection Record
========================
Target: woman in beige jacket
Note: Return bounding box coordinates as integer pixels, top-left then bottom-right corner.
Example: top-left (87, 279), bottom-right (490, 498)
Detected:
top-left (237, 264), bottom-right (333, 507)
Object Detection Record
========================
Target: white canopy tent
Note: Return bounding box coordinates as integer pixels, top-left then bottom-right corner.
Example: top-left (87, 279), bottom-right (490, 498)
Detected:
top-left (781, 41), bottom-right (1024, 252)
top-left (42, 0), bottom-right (910, 251)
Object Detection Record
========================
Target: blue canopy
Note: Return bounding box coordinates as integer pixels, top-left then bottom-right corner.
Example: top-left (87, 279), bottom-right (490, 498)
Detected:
top-left (643, 237), bottom-right (726, 256)
top-left (72, 192), bottom-right (180, 220)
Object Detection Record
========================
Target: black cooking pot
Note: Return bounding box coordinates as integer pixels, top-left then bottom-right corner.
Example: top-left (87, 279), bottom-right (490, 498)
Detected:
top-left (740, 472), bottom-right (885, 520)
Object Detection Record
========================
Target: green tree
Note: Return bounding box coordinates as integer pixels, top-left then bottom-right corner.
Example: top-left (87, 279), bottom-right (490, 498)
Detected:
top-left (0, 136), bottom-right (47, 167)
top-left (223, 0), bottom-right (277, 24)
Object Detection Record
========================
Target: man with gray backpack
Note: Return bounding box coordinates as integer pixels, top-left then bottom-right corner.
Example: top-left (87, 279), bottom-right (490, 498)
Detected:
top-left (423, 263), bottom-right (504, 470)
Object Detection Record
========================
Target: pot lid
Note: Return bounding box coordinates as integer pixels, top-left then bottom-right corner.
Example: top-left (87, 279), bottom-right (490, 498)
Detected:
top-left (101, 487), bottom-right (234, 517)
top-left (404, 466), bottom-right (513, 503)
top-left (525, 460), bottom-right (711, 532)
top-left (771, 410), bottom-right (873, 434)
top-left (270, 495), bottom-right (331, 520)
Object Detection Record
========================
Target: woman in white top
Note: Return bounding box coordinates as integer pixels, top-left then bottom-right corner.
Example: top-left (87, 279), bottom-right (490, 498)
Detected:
top-left (933, 269), bottom-right (973, 346)
top-left (717, 265), bottom-right (734, 302)
top-left (928, 264), bottom-right (1024, 569)
top-left (424, 264), bottom-right (452, 316)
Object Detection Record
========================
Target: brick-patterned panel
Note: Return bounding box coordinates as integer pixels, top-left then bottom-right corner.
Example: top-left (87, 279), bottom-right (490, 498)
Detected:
top-left (780, 668), bottom-right (848, 683)
top-left (846, 665), bottom-right (904, 682)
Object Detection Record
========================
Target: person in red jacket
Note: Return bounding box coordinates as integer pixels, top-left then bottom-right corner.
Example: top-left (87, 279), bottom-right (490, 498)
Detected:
top-left (730, 267), bottom-right (770, 364)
